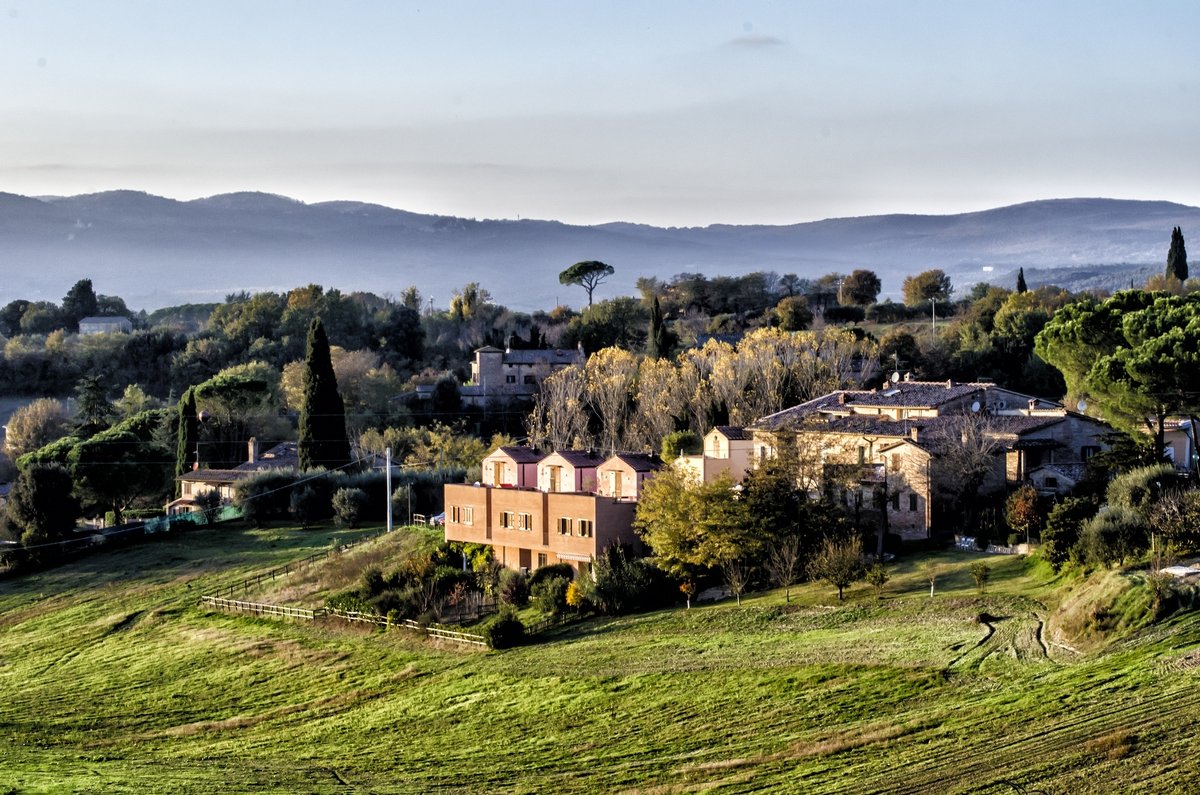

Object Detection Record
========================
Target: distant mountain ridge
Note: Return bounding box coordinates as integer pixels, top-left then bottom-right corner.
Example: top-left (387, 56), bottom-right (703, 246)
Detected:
top-left (0, 191), bottom-right (1195, 311)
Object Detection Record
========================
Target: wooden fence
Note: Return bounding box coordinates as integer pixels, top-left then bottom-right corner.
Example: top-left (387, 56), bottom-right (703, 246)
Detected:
top-left (326, 608), bottom-right (486, 647)
top-left (218, 526), bottom-right (399, 598)
top-left (199, 596), bottom-right (486, 647)
top-left (199, 595), bottom-right (324, 620)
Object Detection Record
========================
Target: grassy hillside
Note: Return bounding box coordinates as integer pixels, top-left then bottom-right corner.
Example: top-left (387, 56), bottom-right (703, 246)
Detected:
top-left (3, 524), bottom-right (1200, 793)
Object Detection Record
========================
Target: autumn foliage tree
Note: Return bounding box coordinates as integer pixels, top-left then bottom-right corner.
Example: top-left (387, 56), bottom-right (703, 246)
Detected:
top-left (902, 269), bottom-right (953, 306)
top-left (1004, 484), bottom-right (1042, 543)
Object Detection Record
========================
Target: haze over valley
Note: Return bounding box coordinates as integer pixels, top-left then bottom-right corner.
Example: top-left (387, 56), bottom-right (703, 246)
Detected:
top-left (1, 191), bottom-right (1194, 311)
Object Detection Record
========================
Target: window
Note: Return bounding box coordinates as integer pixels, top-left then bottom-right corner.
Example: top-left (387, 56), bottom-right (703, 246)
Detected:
top-left (577, 519), bottom-right (594, 538)
top-left (500, 511), bottom-right (515, 529)
top-left (557, 516), bottom-right (573, 535)
top-left (505, 375), bottom-right (516, 384)
top-left (537, 553), bottom-right (548, 568)
top-left (517, 512), bottom-right (533, 531)
top-left (523, 374), bottom-right (536, 385)
top-left (1081, 445), bottom-right (1100, 462)
top-left (890, 492), bottom-right (900, 510)
top-left (1045, 477), bottom-right (1059, 488)
top-left (909, 494), bottom-right (918, 512)
top-left (449, 505), bottom-right (474, 525)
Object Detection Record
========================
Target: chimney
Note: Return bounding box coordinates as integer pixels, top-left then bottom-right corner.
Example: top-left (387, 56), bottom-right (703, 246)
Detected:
top-left (247, 437), bottom-right (260, 464)
top-left (946, 379), bottom-right (955, 389)
top-left (1028, 399), bottom-right (1037, 411)
top-left (904, 372), bottom-right (913, 382)
top-left (837, 392), bottom-right (847, 405)
top-left (910, 426), bottom-right (919, 442)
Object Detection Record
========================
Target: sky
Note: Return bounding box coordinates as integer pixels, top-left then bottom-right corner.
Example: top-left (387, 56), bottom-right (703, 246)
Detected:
top-left (2, 1), bottom-right (1199, 227)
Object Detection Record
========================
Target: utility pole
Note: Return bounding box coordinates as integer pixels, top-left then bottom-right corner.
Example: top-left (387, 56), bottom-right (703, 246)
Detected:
top-left (931, 298), bottom-right (937, 333)
top-left (385, 447), bottom-right (393, 532)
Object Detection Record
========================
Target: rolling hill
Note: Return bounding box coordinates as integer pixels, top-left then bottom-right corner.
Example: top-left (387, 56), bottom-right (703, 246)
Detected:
top-left (0, 191), bottom-right (1195, 311)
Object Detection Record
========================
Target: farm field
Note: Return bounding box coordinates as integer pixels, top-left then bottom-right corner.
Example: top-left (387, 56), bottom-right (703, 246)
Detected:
top-left (3, 524), bottom-right (1200, 793)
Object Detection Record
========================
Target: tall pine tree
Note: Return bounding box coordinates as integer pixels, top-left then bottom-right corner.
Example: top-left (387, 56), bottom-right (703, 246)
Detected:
top-left (175, 387), bottom-right (199, 486)
top-left (1016, 267), bottom-right (1027, 294)
top-left (298, 318), bottom-right (351, 472)
top-left (1167, 226), bottom-right (1188, 282)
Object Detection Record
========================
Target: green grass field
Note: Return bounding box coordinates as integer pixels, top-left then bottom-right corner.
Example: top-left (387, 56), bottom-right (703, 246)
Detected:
top-left (3, 523), bottom-right (1200, 794)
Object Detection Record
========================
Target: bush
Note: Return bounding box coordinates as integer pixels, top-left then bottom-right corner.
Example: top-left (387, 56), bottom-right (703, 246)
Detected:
top-left (970, 561), bottom-right (990, 594)
top-left (822, 305), bottom-right (865, 324)
top-left (1106, 464), bottom-right (1180, 513)
top-left (235, 471), bottom-right (297, 526)
top-left (332, 487), bottom-right (369, 528)
top-left (482, 606), bottom-right (526, 650)
top-left (1079, 506), bottom-right (1148, 566)
top-left (528, 563), bottom-right (575, 589)
top-left (1041, 497), bottom-right (1098, 570)
top-left (587, 544), bottom-right (676, 615)
top-left (660, 430), bottom-right (702, 463)
top-left (290, 485), bottom-right (325, 527)
top-left (531, 576), bottom-right (570, 617)
top-left (865, 300), bottom-right (913, 324)
top-left (498, 568), bottom-right (529, 607)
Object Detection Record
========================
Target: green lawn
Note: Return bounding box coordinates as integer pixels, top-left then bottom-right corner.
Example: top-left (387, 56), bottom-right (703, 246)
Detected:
top-left (3, 527), bottom-right (1200, 793)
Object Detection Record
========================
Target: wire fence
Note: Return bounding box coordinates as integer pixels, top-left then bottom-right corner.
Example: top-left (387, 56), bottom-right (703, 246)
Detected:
top-left (199, 595), bottom-right (486, 647)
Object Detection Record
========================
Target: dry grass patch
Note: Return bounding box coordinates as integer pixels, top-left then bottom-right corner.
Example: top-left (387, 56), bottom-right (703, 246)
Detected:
top-left (1085, 729), bottom-right (1136, 761)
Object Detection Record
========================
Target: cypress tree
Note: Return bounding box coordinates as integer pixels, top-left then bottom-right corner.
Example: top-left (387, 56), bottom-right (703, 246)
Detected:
top-left (647, 296), bottom-right (668, 359)
top-left (298, 318), bottom-right (351, 472)
top-left (175, 387), bottom-right (199, 486)
top-left (1016, 267), bottom-right (1027, 294)
top-left (1167, 226), bottom-right (1188, 282)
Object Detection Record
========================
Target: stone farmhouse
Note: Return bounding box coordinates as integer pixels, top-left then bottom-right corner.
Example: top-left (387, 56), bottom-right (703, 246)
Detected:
top-left (166, 438), bottom-right (297, 515)
top-left (459, 345), bottom-right (584, 408)
top-left (749, 378), bottom-right (1114, 540)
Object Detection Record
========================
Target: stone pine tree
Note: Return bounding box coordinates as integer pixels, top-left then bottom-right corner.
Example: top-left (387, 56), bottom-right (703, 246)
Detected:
top-left (1167, 227), bottom-right (1188, 282)
top-left (1016, 267), bottom-right (1027, 294)
top-left (298, 318), bottom-right (351, 472)
top-left (175, 387), bottom-right (199, 486)
top-left (559, 260), bottom-right (614, 306)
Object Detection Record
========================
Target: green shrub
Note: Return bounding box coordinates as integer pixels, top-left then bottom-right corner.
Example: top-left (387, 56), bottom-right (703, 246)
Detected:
top-left (660, 430), bottom-right (702, 463)
top-left (588, 543), bottom-right (675, 615)
top-left (1041, 497), bottom-right (1098, 570)
top-left (528, 563), bottom-right (574, 589)
top-left (498, 568), bottom-right (529, 607)
top-left (332, 487), bottom-right (369, 527)
top-left (531, 576), bottom-right (570, 617)
top-left (290, 485), bottom-right (326, 527)
top-left (1106, 464), bottom-right (1179, 513)
top-left (1079, 506), bottom-right (1149, 566)
top-left (482, 607), bottom-right (525, 649)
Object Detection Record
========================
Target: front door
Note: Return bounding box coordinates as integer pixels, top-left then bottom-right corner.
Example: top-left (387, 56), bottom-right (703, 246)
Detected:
top-left (518, 548), bottom-right (532, 572)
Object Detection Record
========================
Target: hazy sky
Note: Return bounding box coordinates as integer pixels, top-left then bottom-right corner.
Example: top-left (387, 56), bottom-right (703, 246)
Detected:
top-left (2, 1), bottom-right (1198, 226)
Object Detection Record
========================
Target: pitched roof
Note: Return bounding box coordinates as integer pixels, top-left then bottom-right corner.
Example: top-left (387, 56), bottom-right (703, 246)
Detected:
top-left (235, 441), bottom-right (299, 471)
top-left (490, 446), bottom-right (544, 464)
top-left (602, 452), bottom-right (663, 472)
top-left (501, 348), bottom-right (582, 366)
top-left (545, 449), bottom-right (607, 468)
top-left (178, 469), bottom-right (257, 484)
top-left (711, 425), bottom-right (751, 441)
